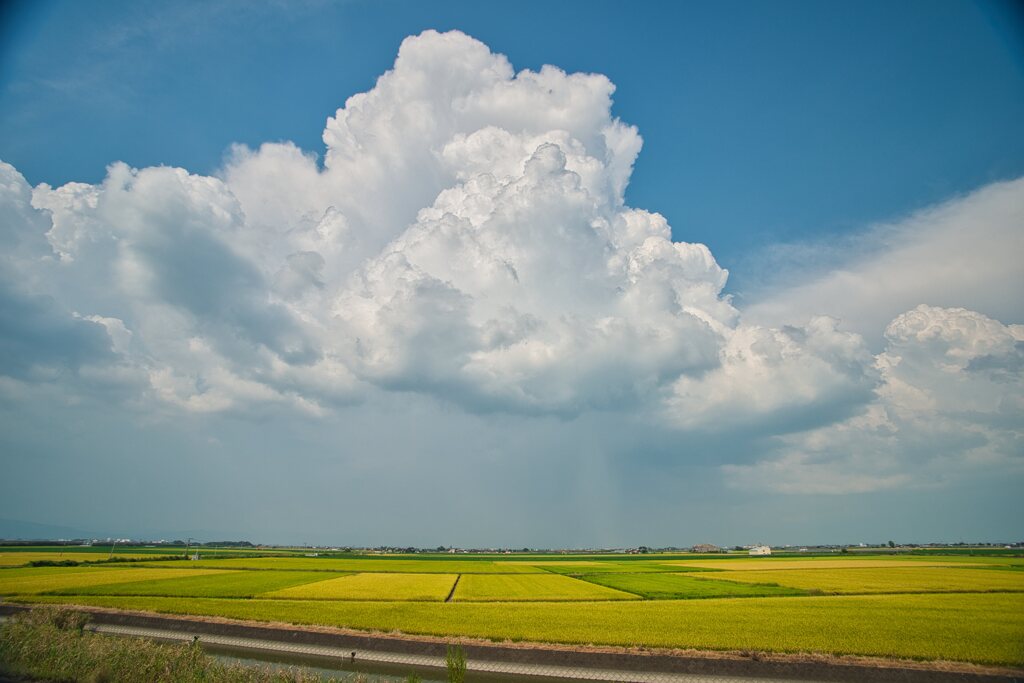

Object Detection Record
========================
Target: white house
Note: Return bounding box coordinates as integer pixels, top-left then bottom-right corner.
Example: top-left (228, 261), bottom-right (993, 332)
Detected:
top-left (749, 545), bottom-right (771, 556)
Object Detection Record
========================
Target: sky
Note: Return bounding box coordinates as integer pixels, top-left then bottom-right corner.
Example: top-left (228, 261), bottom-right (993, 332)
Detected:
top-left (0, 0), bottom-right (1021, 547)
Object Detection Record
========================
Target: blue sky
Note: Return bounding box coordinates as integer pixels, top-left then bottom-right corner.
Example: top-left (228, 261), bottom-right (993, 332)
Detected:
top-left (4, 0), bottom-right (1023, 277)
top-left (0, 0), bottom-right (1021, 545)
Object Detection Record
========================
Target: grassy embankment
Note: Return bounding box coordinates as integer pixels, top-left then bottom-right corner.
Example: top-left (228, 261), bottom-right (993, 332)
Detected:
top-left (0, 606), bottom-right (334, 682)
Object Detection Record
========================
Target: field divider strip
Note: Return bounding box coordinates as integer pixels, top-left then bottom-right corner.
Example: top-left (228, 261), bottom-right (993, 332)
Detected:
top-left (445, 574), bottom-right (460, 602)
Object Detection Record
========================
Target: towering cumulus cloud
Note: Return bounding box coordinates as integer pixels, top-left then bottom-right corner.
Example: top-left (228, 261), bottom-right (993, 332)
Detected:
top-left (0, 30), bottom-right (1020, 493)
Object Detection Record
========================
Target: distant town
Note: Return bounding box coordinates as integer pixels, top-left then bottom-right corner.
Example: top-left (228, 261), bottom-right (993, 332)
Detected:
top-left (1, 537), bottom-right (1021, 556)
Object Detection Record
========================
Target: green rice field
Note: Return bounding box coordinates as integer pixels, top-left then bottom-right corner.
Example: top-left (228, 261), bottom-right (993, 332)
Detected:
top-left (2, 548), bottom-right (1023, 667)
top-left (49, 570), bottom-right (335, 598)
top-left (0, 551), bottom-right (159, 566)
top-left (264, 572), bottom-right (457, 601)
top-left (536, 561), bottom-right (686, 574)
top-left (0, 567), bottom-right (227, 594)
top-left (124, 557), bottom-right (548, 573)
top-left (690, 566), bottom-right (1024, 594)
top-left (662, 557), bottom-right (1024, 570)
top-left (452, 573), bottom-right (636, 601)
top-left (578, 572), bottom-right (806, 599)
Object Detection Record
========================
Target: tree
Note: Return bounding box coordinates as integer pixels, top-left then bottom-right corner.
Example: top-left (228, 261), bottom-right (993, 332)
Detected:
top-left (888, 540), bottom-right (896, 548)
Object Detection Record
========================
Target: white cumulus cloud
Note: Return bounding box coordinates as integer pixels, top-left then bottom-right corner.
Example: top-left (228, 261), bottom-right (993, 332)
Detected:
top-left (724, 306), bottom-right (1024, 493)
top-left (0, 30), bottom-right (1020, 495)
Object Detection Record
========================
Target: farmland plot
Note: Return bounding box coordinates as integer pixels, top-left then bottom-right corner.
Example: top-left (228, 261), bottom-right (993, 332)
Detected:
top-left (0, 567), bottom-right (227, 595)
top-left (661, 559), bottom-right (994, 571)
top-left (579, 572), bottom-right (805, 599)
top-left (692, 567), bottom-right (1024, 594)
top-left (48, 570), bottom-right (334, 598)
top-left (536, 562), bottom-right (686, 575)
top-left (264, 572), bottom-right (457, 601)
top-left (10, 550), bottom-right (1024, 667)
top-left (453, 573), bottom-right (636, 601)
top-left (0, 552), bottom-right (155, 566)
top-left (119, 557), bottom-right (545, 573)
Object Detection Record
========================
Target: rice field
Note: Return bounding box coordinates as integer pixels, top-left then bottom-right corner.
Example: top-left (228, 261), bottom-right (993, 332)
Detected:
top-left (537, 561), bottom-right (687, 575)
top-left (264, 572), bottom-right (458, 601)
top-left (578, 572), bottom-right (806, 599)
top-left (119, 557), bottom-right (546, 573)
top-left (692, 566), bottom-right (1024, 594)
top-left (4, 548), bottom-right (1023, 667)
top-left (47, 570), bottom-right (335, 598)
top-left (452, 573), bottom-right (637, 601)
top-left (0, 552), bottom-right (158, 566)
top-left (0, 567), bottom-right (228, 595)
top-left (660, 558), bottom-right (1005, 570)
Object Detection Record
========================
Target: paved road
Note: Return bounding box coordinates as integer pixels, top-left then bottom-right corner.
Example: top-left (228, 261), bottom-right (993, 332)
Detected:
top-left (86, 622), bottom-right (821, 683)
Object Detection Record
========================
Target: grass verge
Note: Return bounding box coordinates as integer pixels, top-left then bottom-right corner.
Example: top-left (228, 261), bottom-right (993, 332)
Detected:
top-left (0, 606), bottom-right (332, 682)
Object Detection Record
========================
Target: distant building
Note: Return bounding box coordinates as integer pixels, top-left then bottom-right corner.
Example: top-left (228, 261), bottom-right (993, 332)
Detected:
top-left (691, 544), bottom-right (721, 553)
top-left (749, 545), bottom-right (771, 556)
